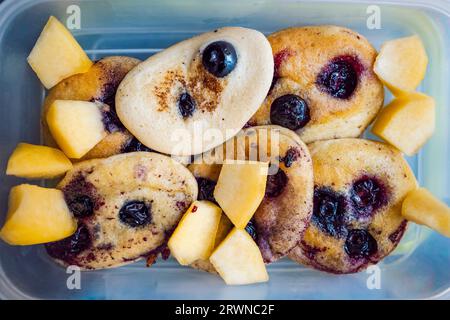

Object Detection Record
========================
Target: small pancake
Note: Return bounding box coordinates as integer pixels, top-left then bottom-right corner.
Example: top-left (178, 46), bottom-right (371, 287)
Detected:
top-left (45, 152), bottom-right (198, 270)
top-left (249, 25), bottom-right (384, 143)
top-left (116, 27), bottom-right (274, 156)
top-left (289, 139), bottom-right (417, 273)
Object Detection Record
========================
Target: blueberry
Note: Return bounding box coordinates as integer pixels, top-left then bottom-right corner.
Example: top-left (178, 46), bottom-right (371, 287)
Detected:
top-left (344, 229), bottom-right (378, 259)
top-left (350, 177), bottom-right (387, 219)
top-left (122, 137), bottom-right (153, 153)
top-left (68, 195), bottom-right (94, 218)
top-left (178, 92), bottom-right (196, 118)
top-left (245, 220), bottom-right (257, 241)
top-left (312, 188), bottom-right (348, 238)
top-left (196, 177), bottom-right (217, 203)
top-left (281, 147), bottom-right (301, 168)
top-left (202, 41), bottom-right (237, 78)
top-left (265, 168), bottom-right (288, 198)
top-left (46, 224), bottom-right (91, 259)
top-left (317, 55), bottom-right (359, 99)
top-left (270, 94), bottom-right (310, 130)
top-left (119, 201), bottom-right (152, 228)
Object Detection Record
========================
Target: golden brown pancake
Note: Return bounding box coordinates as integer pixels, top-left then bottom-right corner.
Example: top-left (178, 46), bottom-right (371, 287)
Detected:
top-left (46, 152), bottom-right (198, 270)
top-left (249, 25), bottom-right (384, 143)
top-left (289, 139), bottom-right (417, 273)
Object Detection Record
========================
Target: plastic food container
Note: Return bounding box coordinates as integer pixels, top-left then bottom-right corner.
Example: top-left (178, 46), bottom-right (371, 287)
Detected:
top-left (0, 0), bottom-right (449, 300)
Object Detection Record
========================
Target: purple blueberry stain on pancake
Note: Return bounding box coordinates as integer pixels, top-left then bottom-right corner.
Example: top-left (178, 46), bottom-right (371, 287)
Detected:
top-left (350, 176), bottom-right (389, 220)
top-left (316, 55), bottom-right (363, 99)
top-left (280, 147), bottom-right (301, 168)
top-left (389, 220), bottom-right (408, 243)
top-left (62, 172), bottom-right (103, 220)
top-left (312, 187), bottom-right (349, 238)
top-left (46, 224), bottom-right (92, 264)
top-left (265, 168), bottom-right (288, 198)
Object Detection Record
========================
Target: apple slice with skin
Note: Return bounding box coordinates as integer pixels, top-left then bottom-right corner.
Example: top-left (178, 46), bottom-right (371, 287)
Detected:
top-left (210, 228), bottom-right (269, 285)
top-left (168, 200), bottom-right (222, 266)
top-left (6, 143), bottom-right (72, 179)
top-left (374, 35), bottom-right (428, 96)
top-left (402, 188), bottom-right (450, 238)
top-left (214, 160), bottom-right (268, 229)
top-left (372, 93), bottom-right (435, 156)
top-left (47, 100), bottom-right (107, 159)
top-left (0, 184), bottom-right (77, 245)
top-left (28, 16), bottom-right (92, 89)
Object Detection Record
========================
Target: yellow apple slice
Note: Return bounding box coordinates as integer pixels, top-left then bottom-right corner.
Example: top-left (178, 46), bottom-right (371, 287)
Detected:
top-left (372, 93), bottom-right (435, 155)
top-left (6, 143), bottom-right (72, 178)
top-left (46, 100), bottom-right (107, 159)
top-left (214, 160), bottom-right (268, 229)
top-left (27, 16), bottom-right (92, 89)
top-left (168, 201), bottom-right (222, 265)
top-left (402, 188), bottom-right (450, 238)
top-left (210, 228), bottom-right (269, 285)
top-left (374, 35), bottom-right (428, 95)
top-left (0, 184), bottom-right (77, 245)
top-left (190, 214), bottom-right (234, 272)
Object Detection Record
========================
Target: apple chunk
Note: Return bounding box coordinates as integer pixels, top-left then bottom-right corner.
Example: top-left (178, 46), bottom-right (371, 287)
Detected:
top-left (372, 93), bottom-right (435, 155)
top-left (0, 184), bottom-right (77, 245)
top-left (214, 160), bottom-right (268, 229)
top-left (6, 143), bottom-right (72, 178)
top-left (374, 35), bottom-right (428, 95)
top-left (28, 16), bottom-right (92, 89)
top-left (210, 228), bottom-right (269, 285)
top-left (46, 100), bottom-right (107, 159)
top-left (168, 201), bottom-right (222, 265)
top-left (402, 188), bottom-right (450, 238)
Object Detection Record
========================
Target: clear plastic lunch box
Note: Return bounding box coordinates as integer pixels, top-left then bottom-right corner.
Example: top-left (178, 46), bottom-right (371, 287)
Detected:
top-left (0, 0), bottom-right (449, 300)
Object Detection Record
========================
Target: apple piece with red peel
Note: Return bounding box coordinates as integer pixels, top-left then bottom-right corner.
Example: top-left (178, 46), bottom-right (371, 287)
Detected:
top-left (168, 200), bottom-right (222, 266)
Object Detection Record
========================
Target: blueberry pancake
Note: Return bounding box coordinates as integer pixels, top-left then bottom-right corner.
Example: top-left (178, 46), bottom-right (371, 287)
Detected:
top-left (289, 139), bottom-right (417, 274)
top-left (45, 152), bottom-right (198, 270)
top-left (189, 125), bottom-right (314, 265)
top-left (116, 27), bottom-right (274, 156)
top-left (43, 56), bottom-right (142, 160)
top-left (249, 25), bottom-right (384, 143)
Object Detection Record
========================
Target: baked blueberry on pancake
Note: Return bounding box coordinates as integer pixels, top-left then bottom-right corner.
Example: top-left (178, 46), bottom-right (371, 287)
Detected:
top-left (116, 27), bottom-right (274, 156)
top-left (289, 139), bottom-right (417, 274)
top-left (43, 56), bottom-right (141, 159)
top-left (249, 25), bottom-right (384, 143)
top-left (189, 125), bottom-right (314, 267)
top-left (45, 152), bottom-right (198, 270)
